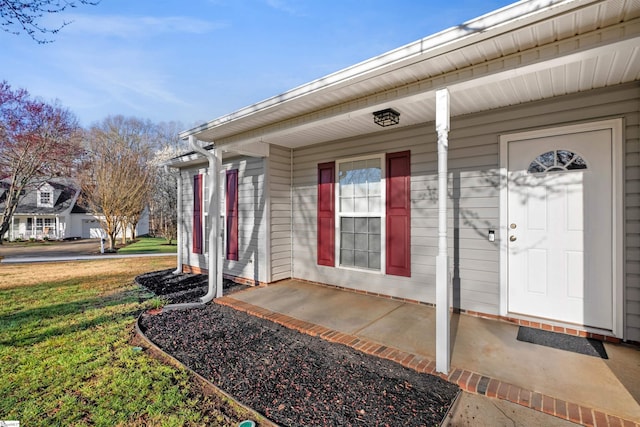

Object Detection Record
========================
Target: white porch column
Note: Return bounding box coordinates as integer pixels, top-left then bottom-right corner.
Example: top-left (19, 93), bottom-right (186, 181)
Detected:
top-left (55, 216), bottom-right (59, 239)
top-left (173, 169), bottom-right (183, 274)
top-left (435, 88), bottom-right (451, 374)
top-left (189, 136), bottom-right (223, 302)
top-left (10, 216), bottom-right (14, 241)
top-left (217, 167), bottom-right (225, 298)
top-left (212, 155), bottom-right (223, 298)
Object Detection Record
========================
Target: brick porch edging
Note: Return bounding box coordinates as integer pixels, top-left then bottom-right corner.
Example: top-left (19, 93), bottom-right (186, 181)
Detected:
top-left (216, 296), bottom-right (639, 427)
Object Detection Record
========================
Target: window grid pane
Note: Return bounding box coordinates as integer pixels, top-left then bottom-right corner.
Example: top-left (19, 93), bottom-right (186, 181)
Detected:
top-left (338, 158), bottom-right (382, 214)
top-left (527, 150), bottom-right (587, 174)
top-left (339, 216), bottom-right (381, 270)
top-left (40, 192), bottom-right (51, 205)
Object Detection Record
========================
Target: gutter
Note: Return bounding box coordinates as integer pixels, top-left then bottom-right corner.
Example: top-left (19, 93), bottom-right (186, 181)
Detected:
top-left (188, 136), bottom-right (223, 303)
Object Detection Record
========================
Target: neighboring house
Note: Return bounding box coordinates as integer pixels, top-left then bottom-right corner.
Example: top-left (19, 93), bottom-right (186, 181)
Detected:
top-left (0, 178), bottom-right (150, 240)
top-left (167, 0), bottom-right (640, 358)
top-left (68, 195), bottom-right (150, 241)
top-left (1, 178), bottom-right (79, 241)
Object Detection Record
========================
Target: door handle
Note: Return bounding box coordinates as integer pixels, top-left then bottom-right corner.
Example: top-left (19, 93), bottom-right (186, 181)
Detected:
top-left (510, 235), bottom-right (517, 242)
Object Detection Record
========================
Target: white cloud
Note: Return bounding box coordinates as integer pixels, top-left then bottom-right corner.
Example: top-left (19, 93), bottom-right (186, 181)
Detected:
top-left (26, 34), bottom-right (192, 125)
top-left (57, 14), bottom-right (228, 38)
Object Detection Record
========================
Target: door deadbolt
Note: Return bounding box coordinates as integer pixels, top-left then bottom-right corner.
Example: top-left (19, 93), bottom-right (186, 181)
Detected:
top-left (510, 223), bottom-right (517, 229)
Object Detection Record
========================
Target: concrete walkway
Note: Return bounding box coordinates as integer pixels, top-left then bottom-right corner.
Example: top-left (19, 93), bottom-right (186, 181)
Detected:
top-left (217, 279), bottom-right (640, 426)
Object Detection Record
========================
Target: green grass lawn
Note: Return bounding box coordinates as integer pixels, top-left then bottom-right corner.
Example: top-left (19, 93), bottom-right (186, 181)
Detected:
top-left (0, 257), bottom-right (248, 426)
top-left (117, 237), bottom-right (177, 254)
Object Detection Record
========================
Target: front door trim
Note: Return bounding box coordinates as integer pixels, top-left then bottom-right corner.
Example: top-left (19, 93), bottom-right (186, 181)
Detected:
top-left (499, 118), bottom-right (624, 337)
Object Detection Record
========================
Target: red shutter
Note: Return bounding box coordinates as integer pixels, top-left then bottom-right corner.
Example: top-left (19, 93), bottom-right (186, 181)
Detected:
top-left (226, 169), bottom-right (239, 261)
top-left (192, 174), bottom-right (203, 254)
top-left (317, 162), bottom-right (335, 266)
top-left (386, 151), bottom-right (411, 277)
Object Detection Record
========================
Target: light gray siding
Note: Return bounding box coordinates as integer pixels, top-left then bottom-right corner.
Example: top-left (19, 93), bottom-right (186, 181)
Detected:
top-left (268, 145), bottom-right (293, 282)
top-left (223, 156), bottom-right (268, 283)
top-left (179, 166), bottom-right (204, 271)
top-left (290, 82), bottom-right (640, 340)
top-left (292, 126), bottom-right (437, 303)
top-left (624, 87), bottom-right (640, 342)
top-left (180, 156), bottom-right (270, 285)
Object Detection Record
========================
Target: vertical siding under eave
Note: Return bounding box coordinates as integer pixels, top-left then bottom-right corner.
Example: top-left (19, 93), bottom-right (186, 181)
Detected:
top-left (180, 167), bottom-right (201, 271)
top-left (180, 156), bottom-right (269, 285)
top-left (223, 156), bottom-right (268, 284)
top-left (268, 145), bottom-right (293, 282)
top-left (291, 82), bottom-right (640, 341)
top-left (625, 90), bottom-right (640, 342)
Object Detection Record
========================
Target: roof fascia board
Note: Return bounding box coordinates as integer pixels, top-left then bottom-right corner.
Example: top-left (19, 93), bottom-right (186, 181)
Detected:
top-left (180, 0), bottom-right (598, 140)
top-left (164, 141), bottom-right (270, 169)
top-left (66, 189), bottom-right (81, 216)
top-left (164, 151), bottom-right (204, 168)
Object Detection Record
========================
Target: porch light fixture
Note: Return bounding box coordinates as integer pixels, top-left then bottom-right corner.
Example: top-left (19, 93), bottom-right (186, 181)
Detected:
top-left (373, 108), bottom-right (400, 127)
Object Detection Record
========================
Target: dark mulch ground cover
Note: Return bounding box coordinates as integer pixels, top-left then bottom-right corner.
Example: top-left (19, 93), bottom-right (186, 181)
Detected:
top-left (136, 269), bottom-right (248, 304)
top-left (136, 271), bottom-right (459, 426)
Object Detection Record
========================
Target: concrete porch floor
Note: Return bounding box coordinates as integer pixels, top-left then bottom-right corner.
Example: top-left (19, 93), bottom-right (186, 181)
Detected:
top-left (218, 279), bottom-right (640, 426)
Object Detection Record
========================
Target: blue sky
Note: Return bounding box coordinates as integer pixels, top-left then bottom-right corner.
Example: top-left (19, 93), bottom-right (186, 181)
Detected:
top-left (1, 0), bottom-right (514, 129)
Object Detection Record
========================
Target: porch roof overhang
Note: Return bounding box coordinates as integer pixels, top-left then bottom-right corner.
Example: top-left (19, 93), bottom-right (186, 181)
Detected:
top-left (175, 0), bottom-right (640, 159)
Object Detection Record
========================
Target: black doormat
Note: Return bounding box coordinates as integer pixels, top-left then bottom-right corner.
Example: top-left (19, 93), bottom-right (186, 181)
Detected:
top-left (517, 327), bottom-right (608, 359)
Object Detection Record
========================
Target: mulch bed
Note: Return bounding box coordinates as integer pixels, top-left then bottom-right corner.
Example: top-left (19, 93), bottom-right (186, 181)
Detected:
top-left (136, 271), bottom-right (459, 427)
top-left (136, 269), bottom-right (248, 304)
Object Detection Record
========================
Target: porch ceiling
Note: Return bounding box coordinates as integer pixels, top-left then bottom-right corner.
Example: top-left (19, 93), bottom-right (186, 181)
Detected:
top-left (183, 0), bottom-right (640, 153)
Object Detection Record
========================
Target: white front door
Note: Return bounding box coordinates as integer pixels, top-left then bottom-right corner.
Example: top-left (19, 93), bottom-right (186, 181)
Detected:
top-left (507, 129), bottom-right (613, 330)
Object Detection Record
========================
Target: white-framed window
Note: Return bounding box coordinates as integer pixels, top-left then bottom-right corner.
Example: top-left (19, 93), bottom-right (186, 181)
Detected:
top-left (35, 218), bottom-right (54, 235)
top-left (38, 189), bottom-right (53, 207)
top-left (336, 155), bottom-right (385, 272)
top-left (527, 149), bottom-right (588, 174)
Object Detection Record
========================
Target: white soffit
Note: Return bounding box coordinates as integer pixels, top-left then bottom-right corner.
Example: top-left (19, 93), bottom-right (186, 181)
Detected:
top-left (182, 0), bottom-right (640, 150)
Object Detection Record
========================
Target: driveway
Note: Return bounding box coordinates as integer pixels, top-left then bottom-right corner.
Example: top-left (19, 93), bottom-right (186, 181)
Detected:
top-left (0, 239), bottom-right (102, 259)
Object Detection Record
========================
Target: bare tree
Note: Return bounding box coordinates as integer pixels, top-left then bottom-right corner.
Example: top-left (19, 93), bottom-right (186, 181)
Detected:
top-left (150, 145), bottom-right (182, 244)
top-left (155, 121), bottom-right (184, 152)
top-left (79, 116), bottom-right (155, 251)
top-left (1, 0), bottom-right (99, 43)
top-left (148, 121), bottom-right (185, 244)
top-left (0, 80), bottom-right (82, 243)
top-left (117, 156), bottom-right (153, 245)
